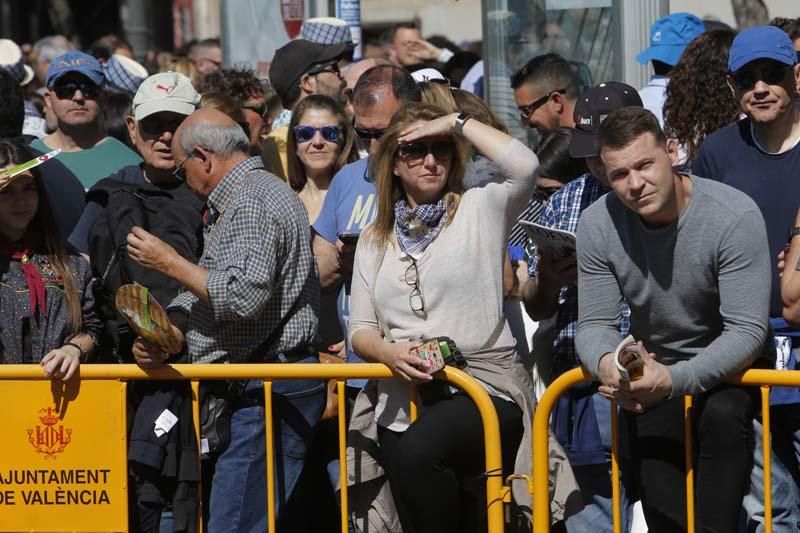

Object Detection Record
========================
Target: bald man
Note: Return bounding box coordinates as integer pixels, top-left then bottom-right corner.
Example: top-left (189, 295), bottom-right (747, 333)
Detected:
top-left (342, 58), bottom-right (390, 118)
top-left (127, 108), bottom-right (324, 531)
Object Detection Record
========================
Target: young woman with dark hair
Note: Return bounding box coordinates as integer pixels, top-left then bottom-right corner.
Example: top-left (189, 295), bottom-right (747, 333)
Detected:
top-left (663, 29), bottom-right (739, 166)
top-left (0, 141), bottom-right (100, 379)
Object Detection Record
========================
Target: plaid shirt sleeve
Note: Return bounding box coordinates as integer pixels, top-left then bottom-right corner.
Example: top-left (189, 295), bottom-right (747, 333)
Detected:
top-left (527, 194), bottom-right (560, 278)
top-left (168, 289), bottom-right (197, 316)
top-left (205, 198), bottom-right (279, 323)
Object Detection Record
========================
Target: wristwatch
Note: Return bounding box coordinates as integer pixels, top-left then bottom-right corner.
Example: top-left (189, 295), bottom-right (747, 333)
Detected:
top-left (790, 227), bottom-right (800, 240)
top-left (454, 113), bottom-right (472, 136)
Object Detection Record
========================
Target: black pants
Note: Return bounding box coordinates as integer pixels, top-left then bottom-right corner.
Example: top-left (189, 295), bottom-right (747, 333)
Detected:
top-left (378, 393), bottom-right (523, 533)
top-left (626, 385), bottom-right (755, 533)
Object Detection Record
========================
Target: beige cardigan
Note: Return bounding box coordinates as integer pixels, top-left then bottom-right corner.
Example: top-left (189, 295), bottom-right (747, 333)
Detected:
top-left (343, 140), bottom-right (581, 530)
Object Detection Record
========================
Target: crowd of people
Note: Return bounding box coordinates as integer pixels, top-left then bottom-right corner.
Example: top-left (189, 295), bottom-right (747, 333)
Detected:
top-left (1, 10), bottom-right (800, 533)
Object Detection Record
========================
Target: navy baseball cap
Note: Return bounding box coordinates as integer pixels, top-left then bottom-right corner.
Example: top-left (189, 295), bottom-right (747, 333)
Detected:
top-left (636, 12), bottom-right (704, 67)
top-left (728, 25), bottom-right (797, 73)
top-left (569, 82), bottom-right (643, 158)
top-left (46, 51), bottom-right (104, 87)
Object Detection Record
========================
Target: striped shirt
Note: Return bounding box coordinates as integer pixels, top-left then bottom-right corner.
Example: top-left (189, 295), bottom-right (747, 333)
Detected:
top-left (168, 157), bottom-right (319, 363)
top-left (528, 173), bottom-right (630, 369)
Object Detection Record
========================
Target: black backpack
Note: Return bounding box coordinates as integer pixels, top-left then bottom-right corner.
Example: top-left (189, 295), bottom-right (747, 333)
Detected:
top-left (87, 178), bottom-right (204, 362)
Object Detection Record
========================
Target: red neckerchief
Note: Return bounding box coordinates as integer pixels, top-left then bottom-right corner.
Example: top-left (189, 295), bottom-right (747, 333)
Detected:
top-left (0, 233), bottom-right (46, 317)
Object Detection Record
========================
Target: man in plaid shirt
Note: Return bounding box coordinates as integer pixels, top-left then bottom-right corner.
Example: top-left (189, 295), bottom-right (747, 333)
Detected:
top-left (522, 82), bottom-right (640, 533)
top-left (127, 108), bottom-right (324, 532)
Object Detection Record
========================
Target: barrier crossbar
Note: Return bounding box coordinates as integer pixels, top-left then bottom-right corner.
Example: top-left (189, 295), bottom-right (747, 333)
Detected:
top-left (0, 363), bottom-right (505, 533)
top-left (532, 367), bottom-right (800, 533)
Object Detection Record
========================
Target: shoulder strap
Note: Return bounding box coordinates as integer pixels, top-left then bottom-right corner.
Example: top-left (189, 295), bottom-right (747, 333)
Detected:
top-left (370, 242), bottom-right (395, 343)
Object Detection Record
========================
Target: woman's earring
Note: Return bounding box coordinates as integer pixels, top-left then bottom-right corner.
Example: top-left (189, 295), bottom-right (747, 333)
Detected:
top-left (392, 168), bottom-right (400, 176)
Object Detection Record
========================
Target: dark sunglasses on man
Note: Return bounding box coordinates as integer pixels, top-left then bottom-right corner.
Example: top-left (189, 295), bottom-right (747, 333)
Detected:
top-left (397, 141), bottom-right (453, 162)
top-left (519, 88), bottom-right (567, 121)
top-left (52, 81), bottom-right (101, 100)
top-left (307, 61), bottom-right (341, 77)
top-left (729, 63), bottom-right (793, 92)
top-left (354, 125), bottom-right (387, 142)
top-left (138, 115), bottom-right (186, 136)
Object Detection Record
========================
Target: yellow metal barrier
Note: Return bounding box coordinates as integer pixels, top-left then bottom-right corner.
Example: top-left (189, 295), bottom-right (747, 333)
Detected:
top-left (532, 367), bottom-right (800, 533)
top-left (0, 363), bottom-right (504, 533)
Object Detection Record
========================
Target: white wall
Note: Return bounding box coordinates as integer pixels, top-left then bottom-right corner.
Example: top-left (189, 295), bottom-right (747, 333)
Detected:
top-left (360, 0), bottom-right (483, 43)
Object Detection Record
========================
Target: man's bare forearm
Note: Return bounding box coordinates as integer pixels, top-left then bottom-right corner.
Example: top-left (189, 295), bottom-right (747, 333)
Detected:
top-left (166, 255), bottom-right (210, 304)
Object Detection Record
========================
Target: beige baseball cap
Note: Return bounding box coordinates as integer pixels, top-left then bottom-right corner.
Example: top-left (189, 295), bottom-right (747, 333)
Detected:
top-left (132, 72), bottom-right (200, 121)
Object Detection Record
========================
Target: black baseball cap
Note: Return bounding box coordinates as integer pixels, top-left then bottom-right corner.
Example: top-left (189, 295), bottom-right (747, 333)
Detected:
top-left (569, 82), bottom-right (643, 158)
top-left (269, 39), bottom-right (347, 103)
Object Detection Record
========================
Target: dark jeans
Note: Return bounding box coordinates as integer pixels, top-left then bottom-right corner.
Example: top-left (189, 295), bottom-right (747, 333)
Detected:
top-left (378, 393), bottom-right (523, 533)
top-left (206, 372), bottom-right (326, 533)
top-left (626, 385), bottom-right (755, 533)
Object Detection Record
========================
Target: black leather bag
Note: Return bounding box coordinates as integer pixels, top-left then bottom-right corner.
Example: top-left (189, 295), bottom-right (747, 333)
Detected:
top-left (198, 381), bottom-right (243, 459)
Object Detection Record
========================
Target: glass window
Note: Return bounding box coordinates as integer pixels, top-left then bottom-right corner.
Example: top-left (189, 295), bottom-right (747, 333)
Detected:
top-left (483, 0), bottom-right (615, 143)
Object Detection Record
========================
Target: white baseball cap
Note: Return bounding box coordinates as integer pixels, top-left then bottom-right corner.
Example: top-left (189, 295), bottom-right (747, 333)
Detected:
top-left (132, 72), bottom-right (200, 121)
top-left (0, 39), bottom-right (34, 86)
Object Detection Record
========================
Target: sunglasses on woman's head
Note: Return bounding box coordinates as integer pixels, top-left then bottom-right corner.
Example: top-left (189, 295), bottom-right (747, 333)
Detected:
top-left (729, 63), bottom-right (793, 91)
top-left (293, 125), bottom-right (341, 143)
top-left (397, 141), bottom-right (453, 162)
top-left (52, 81), bottom-right (101, 100)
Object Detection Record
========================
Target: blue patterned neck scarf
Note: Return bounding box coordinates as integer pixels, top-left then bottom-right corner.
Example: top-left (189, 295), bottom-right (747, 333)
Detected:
top-left (394, 198), bottom-right (448, 256)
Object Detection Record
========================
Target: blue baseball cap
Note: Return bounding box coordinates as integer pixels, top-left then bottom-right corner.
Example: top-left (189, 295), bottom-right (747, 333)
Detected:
top-left (728, 25), bottom-right (797, 73)
top-left (46, 51), bottom-right (104, 88)
top-left (636, 12), bottom-right (704, 67)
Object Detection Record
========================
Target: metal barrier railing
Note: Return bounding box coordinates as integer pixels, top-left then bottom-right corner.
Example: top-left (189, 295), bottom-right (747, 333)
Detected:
top-left (0, 363), bottom-right (505, 533)
top-left (532, 367), bottom-right (799, 533)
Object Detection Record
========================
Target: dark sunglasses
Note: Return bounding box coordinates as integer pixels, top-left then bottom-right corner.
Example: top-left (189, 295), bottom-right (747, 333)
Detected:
top-left (293, 125), bottom-right (342, 143)
top-left (354, 126), bottom-right (387, 141)
top-left (52, 82), bottom-right (100, 100)
top-left (729, 64), bottom-right (793, 91)
top-left (519, 88), bottom-right (566, 121)
top-left (397, 141), bottom-right (453, 162)
top-left (139, 115), bottom-right (185, 136)
top-left (308, 62), bottom-right (340, 77)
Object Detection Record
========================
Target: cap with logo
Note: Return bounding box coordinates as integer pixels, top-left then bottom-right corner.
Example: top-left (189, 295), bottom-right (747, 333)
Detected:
top-left (569, 82), bottom-right (643, 158)
top-left (636, 12), bottom-right (704, 67)
top-left (0, 39), bottom-right (34, 86)
top-left (132, 72), bottom-right (200, 121)
top-left (103, 54), bottom-right (149, 95)
top-left (728, 25), bottom-right (798, 73)
top-left (269, 39), bottom-right (347, 104)
top-left (301, 17), bottom-right (357, 47)
top-left (46, 51), bottom-right (104, 87)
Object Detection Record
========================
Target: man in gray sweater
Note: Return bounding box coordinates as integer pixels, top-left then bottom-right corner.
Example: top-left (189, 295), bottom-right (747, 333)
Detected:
top-left (575, 106), bottom-right (771, 531)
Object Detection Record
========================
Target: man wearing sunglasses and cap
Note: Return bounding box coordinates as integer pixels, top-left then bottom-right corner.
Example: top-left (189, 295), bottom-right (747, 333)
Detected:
top-left (693, 25), bottom-right (800, 531)
top-left (68, 71), bottom-right (202, 257)
top-left (30, 51), bottom-right (141, 190)
top-left (263, 39), bottom-right (348, 181)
